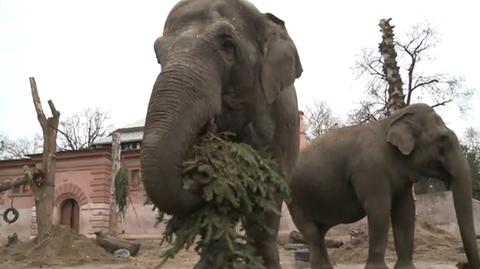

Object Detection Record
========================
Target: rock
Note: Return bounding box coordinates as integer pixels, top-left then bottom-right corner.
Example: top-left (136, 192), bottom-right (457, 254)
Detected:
top-left (6, 233), bottom-right (18, 247)
top-left (113, 248), bottom-right (131, 258)
top-left (284, 243), bottom-right (308, 251)
top-left (290, 231), bottom-right (306, 244)
top-left (294, 248), bottom-right (310, 262)
top-left (326, 239), bottom-right (344, 248)
top-left (289, 230), bottom-right (343, 248)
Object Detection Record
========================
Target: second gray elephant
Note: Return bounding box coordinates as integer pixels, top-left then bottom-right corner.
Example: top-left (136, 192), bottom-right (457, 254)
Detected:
top-left (288, 104), bottom-right (480, 269)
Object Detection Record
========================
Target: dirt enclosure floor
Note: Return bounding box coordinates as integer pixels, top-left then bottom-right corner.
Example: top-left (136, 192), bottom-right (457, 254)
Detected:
top-left (0, 223), bottom-right (473, 269)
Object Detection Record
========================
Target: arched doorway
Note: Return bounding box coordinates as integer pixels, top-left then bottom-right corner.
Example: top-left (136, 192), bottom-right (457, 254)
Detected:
top-left (60, 198), bottom-right (80, 233)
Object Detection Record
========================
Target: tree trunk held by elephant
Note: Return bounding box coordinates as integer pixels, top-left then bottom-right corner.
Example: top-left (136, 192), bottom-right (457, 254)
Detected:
top-left (289, 103), bottom-right (480, 269)
top-left (140, 0), bottom-right (302, 268)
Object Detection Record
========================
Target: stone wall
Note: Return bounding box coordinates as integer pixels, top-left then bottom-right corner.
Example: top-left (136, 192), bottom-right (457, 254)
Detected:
top-left (325, 191), bottom-right (480, 241)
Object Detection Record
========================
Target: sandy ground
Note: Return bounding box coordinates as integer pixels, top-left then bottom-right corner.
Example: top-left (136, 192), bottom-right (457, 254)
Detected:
top-left (0, 224), bottom-right (468, 269)
top-left (0, 238), bottom-right (462, 269)
top-left (0, 246), bottom-right (460, 269)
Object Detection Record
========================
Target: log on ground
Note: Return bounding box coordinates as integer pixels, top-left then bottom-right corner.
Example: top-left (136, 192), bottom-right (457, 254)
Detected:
top-left (94, 231), bottom-right (141, 256)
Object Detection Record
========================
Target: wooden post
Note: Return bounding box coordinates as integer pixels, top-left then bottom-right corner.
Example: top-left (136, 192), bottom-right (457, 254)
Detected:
top-left (378, 19), bottom-right (416, 202)
top-left (109, 132), bottom-right (121, 234)
top-left (378, 18), bottom-right (406, 113)
top-left (29, 77), bottom-right (60, 241)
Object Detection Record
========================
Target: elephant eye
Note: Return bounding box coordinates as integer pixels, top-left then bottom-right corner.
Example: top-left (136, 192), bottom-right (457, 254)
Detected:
top-left (436, 134), bottom-right (450, 155)
top-left (218, 34), bottom-right (236, 53)
top-left (437, 134), bottom-right (450, 144)
top-left (438, 145), bottom-right (446, 155)
top-left (222, 39), bottom-right (236, 51)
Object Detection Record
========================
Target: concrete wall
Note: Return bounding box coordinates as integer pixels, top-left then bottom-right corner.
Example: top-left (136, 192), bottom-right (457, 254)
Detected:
top-left (119, 204), bottom-right (164, 238)
top-left (415, 191), bottom-right (480, 237)
top-left (324, 192), bottom-right (480, 240)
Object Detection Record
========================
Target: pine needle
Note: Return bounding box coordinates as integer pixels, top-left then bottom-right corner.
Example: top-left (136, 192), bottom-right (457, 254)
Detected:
top-left (157, 133), bottom-right (289, 269)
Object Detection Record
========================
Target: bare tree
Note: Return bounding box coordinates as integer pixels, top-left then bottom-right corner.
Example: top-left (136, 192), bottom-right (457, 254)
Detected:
top-left (303, 100), bottom-right (342, 140)
top-left (0, 132), bottom-right (9, 159)
top-left (0, 133), bottom-right (43, 159)
top-left (461, 127), bottom-right (480, 200)
top-left (349, 21), bottom-right (473, 124)
top-left (379, 18), bottom-right (406, 113)
top-left (1, 107), bottom-right (110, 158)
top-left (29, 77), bottom-right (60, 241)
top-left (463, 127), bottom-right (480, 154)
top-left (58, 108), bottom-right (111, 151)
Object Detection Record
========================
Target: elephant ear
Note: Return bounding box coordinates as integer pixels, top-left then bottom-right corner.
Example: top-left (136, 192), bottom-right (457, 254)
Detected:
top-left (260, 13), bottom-right (303, 104)
top-left (386, 113), bottom-right (416, 155)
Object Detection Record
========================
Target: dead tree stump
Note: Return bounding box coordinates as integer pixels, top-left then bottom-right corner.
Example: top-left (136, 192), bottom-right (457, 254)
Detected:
top-left (94, 231), bottom-right (140, 256)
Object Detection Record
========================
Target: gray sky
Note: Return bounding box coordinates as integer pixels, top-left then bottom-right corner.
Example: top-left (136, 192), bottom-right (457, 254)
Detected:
top-left (1, 0), bottom-right (479, 140)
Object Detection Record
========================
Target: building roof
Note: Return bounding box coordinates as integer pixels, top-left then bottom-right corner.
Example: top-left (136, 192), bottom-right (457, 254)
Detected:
top-left (94, 120), bottom-right (145, 145)
top-left (122, 119), bottom-right (145, 129)
top-left (94, 112), bottom-right (305, 145)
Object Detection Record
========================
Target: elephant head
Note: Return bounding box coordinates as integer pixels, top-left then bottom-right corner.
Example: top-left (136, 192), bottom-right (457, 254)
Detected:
top-left (386, 103), bottom-right (480, 268)
top-left (141, 0), bottom-right (302, 215)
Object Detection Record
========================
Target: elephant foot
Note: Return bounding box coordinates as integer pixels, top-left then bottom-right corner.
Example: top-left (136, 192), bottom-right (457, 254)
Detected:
top-left (394, 262), bottom-right (416, 269)
top-left (258, 257), bottom-right (281, 269)
top-left (310, 264), bottom-right (333, 269)
top-left (455, 261), bottom-right (475, 269)
top-left (365, 262), bottom-right (389, 269)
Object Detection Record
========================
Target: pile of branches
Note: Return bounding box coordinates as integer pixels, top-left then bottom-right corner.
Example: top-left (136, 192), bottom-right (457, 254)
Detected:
top-left (157, 133), bottom-right (289, 269)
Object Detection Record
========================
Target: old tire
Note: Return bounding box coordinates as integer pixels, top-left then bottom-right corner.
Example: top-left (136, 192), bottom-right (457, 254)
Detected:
top-left (3, 207), bottom-right (19, 224)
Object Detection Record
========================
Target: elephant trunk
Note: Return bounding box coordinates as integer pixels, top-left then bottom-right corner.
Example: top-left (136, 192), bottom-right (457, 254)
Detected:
top-left (449, 148), bottom-right (480, 268)
top-left (141, 56), bottom-right (222, 215)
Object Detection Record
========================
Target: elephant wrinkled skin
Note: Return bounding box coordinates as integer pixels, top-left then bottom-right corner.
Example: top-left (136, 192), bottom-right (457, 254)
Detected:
top-left (289, 104), bottom-right (480, 269)
top-left (140, 0), bottom-right (302, 268)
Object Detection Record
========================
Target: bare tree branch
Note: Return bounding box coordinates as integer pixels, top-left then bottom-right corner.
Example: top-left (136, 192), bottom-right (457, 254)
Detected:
top-left (58, 108), bottom-right (111, 151)
top-left (0, 175), bottom-right (29, 193)
top-left (29, 77), bottom-right (47, 129)
top-left (431, 99), bottom-right (453, 108)
top-left (47, 100), bottom-right (60, 118)
top-left (351, 21), bottom-right (473, 124)
top-left (463, 127), bottom-right (480, 154)
top-left (0, 133), bottom-right (43, 159)
top-left (411, 78), bottom-right (439, 92)
top-left (304, 100), bottom-right (342, 140)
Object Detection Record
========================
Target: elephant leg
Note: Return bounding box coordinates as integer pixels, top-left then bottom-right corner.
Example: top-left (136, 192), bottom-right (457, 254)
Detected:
top-left (391, 190), bottom-right (416, 269)
top-left (288, 203), bottom-right (333, 269)
top-left (245, 198), bottom-right (282, 269)
top-left (304, 226), bottom-right (332, 269)
top-left (302, 227), bottom-right (332, 269)
top-left (363, 196), bottom-right (391, 269)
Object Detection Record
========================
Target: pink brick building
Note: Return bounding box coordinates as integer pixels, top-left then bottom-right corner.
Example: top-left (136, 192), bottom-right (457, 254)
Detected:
top-left (0, 112), bottom-right (308, 240)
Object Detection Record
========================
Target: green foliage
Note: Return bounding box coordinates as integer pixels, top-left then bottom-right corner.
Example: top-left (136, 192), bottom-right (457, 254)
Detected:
top-left (157, 133), bottom-right (289, 269)
top-left (114, 166), bottom-right (129, 216)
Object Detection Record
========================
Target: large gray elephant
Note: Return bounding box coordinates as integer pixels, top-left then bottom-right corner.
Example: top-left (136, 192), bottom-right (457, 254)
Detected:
top-left (140, 0), bottom-right (302, 268)
top-left (288, 104), bottom-right (480, 269)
